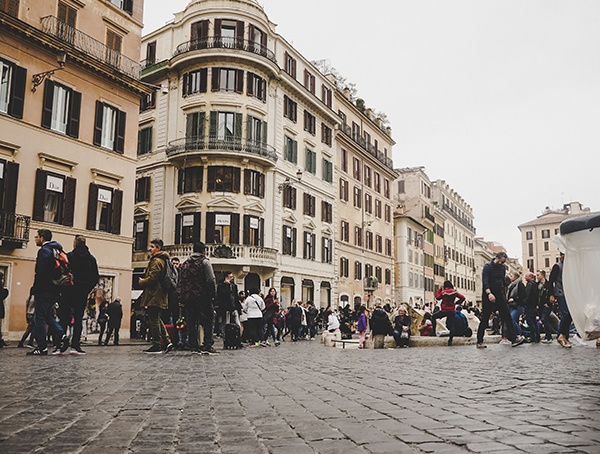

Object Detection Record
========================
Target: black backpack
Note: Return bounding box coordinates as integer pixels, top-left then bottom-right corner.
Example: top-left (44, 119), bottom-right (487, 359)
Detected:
top-left (161, 258), bottom-right (178, 292)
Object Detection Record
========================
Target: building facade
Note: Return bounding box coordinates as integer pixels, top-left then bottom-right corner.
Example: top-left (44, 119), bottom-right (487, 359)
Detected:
top-left (0, 0), bottom-right (148, 337)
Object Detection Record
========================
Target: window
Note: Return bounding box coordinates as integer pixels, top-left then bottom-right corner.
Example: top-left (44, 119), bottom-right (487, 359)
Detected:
top-left (283, 95), bottom-right (297, 122)
top-left (305, 148), bottom-right (317, 174)
top-left (365, 193), bottom-right (372, 214)
top-left (86, 184), bottom-right (123, 234)
top-left (321, 85), bottom-right (332, 108)
top-left (284, 136), bottom-right (298, 163)
top-left (322, 201), bottom-right (332, 223)
top-left (135, 176), bottom-right (151, 203)
top-left (175, 213), bottom-right (201, 244)
top-left (409, 272), bottom-right (413, 288)
top-left (207, 166), bottom-right (240, 193)
top-left (145, 40), bottom-right (156, 66)
top-left (243, 215), bottom-right (264, 246)
top-left (527, 259), bottom-right (534, 271)
top-left (304, 70), bottom-right (315, 93)
top-left (33, 169), bottom-right (76, 226)
top-left (244, 169), bottom-right (265, 197)
top-left (137, 127), bottom-right (152, 155)
top-left (375, 199), bottom-right (382, 218)
top-left (354, 261), bottom-right (362, 280)
top-left (106, 29), bottom-right (122, 67)
top-left (212, 67), bottom-right (243, 93)
top-left (0, 58), bottom-right (26, 118)
top-left (353, 187), bottom-right (362, 208)
top-left (304, 110), bottom-right (316, 135)
top-left (57, 1), bottom-right (76, 43)
top-left (375, 235), bottom-right (382, 253)
top-left (209, 111), bottom-right (242, 147)
top-left (375, 266), bottom-right (382, 283)
top-left (282, 186), bottom-right (296, 209)
top-left (110, 0), bottom-right (133, 14)
top-left (282, 225), bottom-right (297, 256)
top-left (408, 249), bottom-right (413, 262)
top-left (544, 241), bottom-right (549, 251)
top-left (398, 180), bottom-right (405, 194)
top-left (247, 72), bottom-right (266, 102)
top-left (133, 219), bottom-right (149, 251)
top-left (353, 157), bottom-right (361, 181)
top-left (215, 19), bottom-right (243, 49)
top-left (322, 237), bottom-right (332, 263)
top-left (190, 20), bottom-right (209, 48)
top-left (385, 238), bottom-right (392, 256)
top-left (542, 229), bottom-right (550, 239)
top-left (545, 258), bottom-right (550, 268)
top-left (525, 231), bottom-right (533, 240)
top-left (385, 268), bottom-right (391, 285)
top-left (0, 0), bottom-right (19, 17)
top-left (42, 80), bottom-right (81, 138)
top-left (340, 257), bottom-right (349, 278)
top-left (140, 91), bottom-right (156, 111)
top-left (321, 123), bottom-right (332, 146)
top-left (364, 166), bottom-right (372, 188)
top-left (385, 205), bottom-right (391, 223)
top-left (186, 111), bottom-right (205, 145)
top-left (206, 212), bottom-right (240, 244)
top-left (365, 264), bottom-right (373, 278)
top-left (528, 243), bottom-right (534, 257)
top-left (352, 122), bottom-right (361, 141)
top-left (178, 166), bottom-right (203, 194)
top-left (322, 159), bottom-right (333, 183)
top-left (183, 69), bottom-right (208, 96)
top-left (0, 159), bottom-right (18, 214)
top-left (303, 193), bottom-right (316, 217)
top-left (365, 231), bottom-right (373, 250)
top-left (247, 115), bottom-right (267, 150)
top-left (384, 179), bottom-right (390, 198)
top-left (284, 52), bottom-right (297, 78)
top-left (341, 220), bottom-right (349, 242)
top-left (374, 172), bottom-right (381, 193)
top-left (303, 232), bottom-right (316, 260)
top-left (339, 179), bottom-right (349, 202)
top-left (249, 24), bottom-right (267, 55)
top-left (354, 226), bottom-right (363, 247)
top-left (93, 101), bottom-right (125, 153)
top-left (341, 149), bottom-right (348, 173)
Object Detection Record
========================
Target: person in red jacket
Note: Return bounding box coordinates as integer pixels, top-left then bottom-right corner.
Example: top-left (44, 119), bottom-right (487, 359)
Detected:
top-left (432, 280), bottom-right (466, 346)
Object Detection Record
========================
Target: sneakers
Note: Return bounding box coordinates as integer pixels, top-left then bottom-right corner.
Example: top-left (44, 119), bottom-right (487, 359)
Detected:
top-left (52, 346), bottom-right (63, 355)
top-left (499, 339), bottom-right (512, 345)
top-left (144, 345), bottom-right (163, 354)
top-left (201, 346), bottom-right (218, 355)
top-left (541, 338), bottom-right (553, 344)
top-left (476, 343), bottom-right (487, 349)
top-left (275, 340), bottom-right (281, 346)
top-left (26, 347), bottom-right (48, 356)
top-left (511, 336), bottom-right (525, 347)
top-left (70, 347), bottom-right (86, 355)
top-left (264, 341), bottom-right (271, 346)
top-left (60, 335), bottom-right (70, 353)
top-left (164, 343), bottom-right (174, 353)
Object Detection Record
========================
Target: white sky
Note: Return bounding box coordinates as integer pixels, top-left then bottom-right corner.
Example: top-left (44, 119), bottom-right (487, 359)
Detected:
top-left (143, 0), bottom-right (600, 258)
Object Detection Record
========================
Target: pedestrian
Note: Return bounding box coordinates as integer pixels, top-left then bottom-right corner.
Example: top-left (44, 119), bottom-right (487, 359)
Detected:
top-left (27, 229), bottom-right (69, 356)
top-left (177, 242), bottom-right (217, 355)
top-left (306, 302), bottom-right (318, 340)
top-left (392, 305), bottom-right (411, 348)
top-left (477, 251), bottom-right (524, 348)
top-left (166, 257), bottom-right (181, 325)
top-left (432, 280), bottom-right (465, 346)
top-left (238, 290), bottom-right (248, 343)
top-left (0, 272), bottom-right (8, 347)
top-left (58, 235), bottom-right (99, 355)
top-left (97, 299), bottom-right (109, 345)
top-left (550, 252), bottom-right (572, 348)
top-left (520, 272), bottom-right (540, 343)
top-left (104, 297), bottom-right (123, 345)
top-left (357, 305), bottom-right (367, 348)
top-left (242, 287), bottom-right (265, 346)
top-left (18, 288), bottom-right (36, 348)
top-left (370, 304), bottom-right (392, 349)
top-left (216, 271), bottom-right (238, 330)
top-left (506, 271), bottom-right (525, 340)
top-left (536, 270), bottom-right (554, 343)
top-left (287, 301), bottom-right (303, 341)
top-left (263, 287), bottom-right (280, 345)
top-left (138, 239), bottom-right (174, 354)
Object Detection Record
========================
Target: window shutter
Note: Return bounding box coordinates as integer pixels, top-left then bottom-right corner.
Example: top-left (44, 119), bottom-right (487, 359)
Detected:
top-left (62, 177), bottom-right (76, 227)
top-left (185, 113), bottom-right (194, 140)
top-left (232, 167), bottom-right (241, 193)
top-left (243, 169), bottom-right (250, 195)
top-left (243, 215), bottom-right (250, 245)
top-left (235, 69), bottom-right (243, 93)
top-left (205, 212), bottom-right (215, 243)
top-left (234, 113), bottom-right (243, 143)
top-left (86, 183), bottom-right (99, 230)
top-left (200, 19), bottom-right (208, 39)
top-left (259, 218), bottom-right (264, 246)
top-left (214, 19), bottom-right (222, 41)
top-left (41, 79), bottom-right (54, 129)
top-left (123, 0), bottom-right (133, 15)
top-left (192, 212), bottom-right (201, 242)
top-left (322, 237), bottom-right (327, 262)
top-left (110, 189), bottom-right (123, 234)
top-left (177, 169), bottom-right (184, 194)
top-left (230, 213), bottom-right (239, 244)
top-left (115, 109), bottom-right (126, 153)
top-left (211, 67), bottom-right (219, 91)
top-left (283, 95), bottom-right (288, 118)
top-left (291, 187), bottom-right (296, 210)
top-left (259, 173), bottom-right (265, 198)
top-left (175, 214), bottom-right (182, 244)
top-left (93, 101), bottom-right (103, 146)
top-left (8, 65), bottom-right (26, 119)
top-left (247, 72), bottom-right (253, 96)
top-left (261, 121), bottom-right (267, 146)
top-left (200, 68), bottom-right (208, 92)
top-left (261, 29), bottom-right (267, 49)
top-left (209, 111), bottom-right (217, 139)
top-left (190, 22), bottom-right (199, 42)
top-left (182, 72), bottom-right (189, 96)
top-left (207, 167), bottom-right (216, 192)
top-left (32, 169), bottom-right (47, 221)
top-left (236, 20), bottom-right (244, 48)
top-left (67, 90), bottom-right (81, 138)
top-left (292, 228), bottom-right (297, 256)
top-left (3, 161), bottom-right (18, 213)
top-left (292, 59), bottom-right (297, 79)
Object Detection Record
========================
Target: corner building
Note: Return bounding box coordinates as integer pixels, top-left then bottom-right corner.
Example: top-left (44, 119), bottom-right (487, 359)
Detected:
top-left (136, 0), bottom-right (344, 306)
top-left (0, 0), bottom-right (148, 338)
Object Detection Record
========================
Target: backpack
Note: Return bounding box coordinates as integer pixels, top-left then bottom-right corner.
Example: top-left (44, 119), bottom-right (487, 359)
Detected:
top-left (161, 257), bottom-right (179, 292)
top-left (51, 248), bottom-right (74, 287)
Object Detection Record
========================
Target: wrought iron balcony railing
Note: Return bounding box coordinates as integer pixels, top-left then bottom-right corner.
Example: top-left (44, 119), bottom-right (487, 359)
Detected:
top-left (442, 203), bottom-right (476, 233)
top-left (40, 16), bottom-right (141, 80)
top-left (339, 122), bottom-right (394, 169)
top-left (0, 211), bottom-right (30, 246)
top-left (166, 135), bottom-right (278, 163)
top-left (164, 243), bottom-right (278, 265)
top-left (173, 37), bottom-right (277, 65)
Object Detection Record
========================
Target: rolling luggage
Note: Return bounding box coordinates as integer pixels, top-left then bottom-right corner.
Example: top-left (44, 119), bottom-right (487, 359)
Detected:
top-left (223, 323), bottom-right (241, 349)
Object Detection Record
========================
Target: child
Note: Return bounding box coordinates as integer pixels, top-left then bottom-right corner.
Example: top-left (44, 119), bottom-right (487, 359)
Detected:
top-left (357, 305), bottom-right (367, 348)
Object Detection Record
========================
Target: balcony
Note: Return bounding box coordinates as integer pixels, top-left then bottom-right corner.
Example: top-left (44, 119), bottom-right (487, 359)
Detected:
top-left (164, 243), bottom-right (279, 269)
top-left (166, 136), bottom-right (278, 164)
top-left (173, 37), bottom-right (277, 65)
top-left (442, 203), bottom-right (476, 234)
top-left (40, 16), bottom-right (141, 80)
top-left (339, 123), bottom-right (394, 170)
top-left (0, 211), bottom-right (31, 248)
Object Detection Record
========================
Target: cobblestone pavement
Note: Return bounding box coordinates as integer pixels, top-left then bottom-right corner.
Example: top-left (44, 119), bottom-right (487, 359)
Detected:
top-left (1, 339), bottom-right (599, 454)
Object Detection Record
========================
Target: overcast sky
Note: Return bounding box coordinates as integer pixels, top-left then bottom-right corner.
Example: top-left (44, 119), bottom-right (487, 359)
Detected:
top-left (143, 0), bottom-right (600, 259)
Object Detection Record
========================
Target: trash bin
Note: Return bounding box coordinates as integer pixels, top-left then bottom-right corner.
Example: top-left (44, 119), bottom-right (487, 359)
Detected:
top-left (555, 213), bottom-right (600, 341)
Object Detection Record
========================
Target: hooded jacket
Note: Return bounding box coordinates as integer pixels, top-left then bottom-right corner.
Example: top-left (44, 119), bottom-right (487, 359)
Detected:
top-left (178, 252), bottom-right (216, 307)
top-left (33, 240), bottom-right (64, 295)
top-left (435, 287), bottom-right (466, 313)
top-left (68, 244), bottom-right (99, 293)
top-left (138, 250), bottom-right (170, 309)
top-left (370, 307), bottom-right (393, 335)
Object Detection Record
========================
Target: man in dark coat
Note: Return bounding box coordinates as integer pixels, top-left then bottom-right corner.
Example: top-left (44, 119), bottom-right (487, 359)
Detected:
top-left (0, 272), bottom-right (8, 347)
top-left (370, 305), bottom-right (392, 349)
top-left (216, 271), bottom-right (238, 329)
top-left (105, 297), bottom-right (123, 345)
top-left (59, 235), bottom-right (99, 355)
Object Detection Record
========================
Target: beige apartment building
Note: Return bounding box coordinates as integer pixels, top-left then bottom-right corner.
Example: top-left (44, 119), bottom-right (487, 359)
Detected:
top-left (0, 0), bottom-right (148, 338)
top-left (518, 202), bottom-right (595, 274)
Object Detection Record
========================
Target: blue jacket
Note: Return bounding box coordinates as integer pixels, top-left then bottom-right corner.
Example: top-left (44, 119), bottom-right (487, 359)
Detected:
top-left (33, 240), bottom-right (63, 295)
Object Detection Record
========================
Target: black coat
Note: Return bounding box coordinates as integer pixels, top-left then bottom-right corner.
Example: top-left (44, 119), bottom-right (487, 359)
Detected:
top-left (107, 301), bottom-right (123, 329)
top-left (68, 244), bottom-right (99, 293)
top-left (370, 308), bottom-right (392, 335)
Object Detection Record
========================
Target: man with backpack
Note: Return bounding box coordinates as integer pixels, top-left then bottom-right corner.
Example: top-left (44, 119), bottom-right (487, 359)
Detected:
top-left (177, 242), bottom-right (217, 354)
top-left (58, 235), bottom-right (99, 355)
top-left (138, 239), bottom-right (174, 354)
top-left (27, 229), bottom-right (69, 356)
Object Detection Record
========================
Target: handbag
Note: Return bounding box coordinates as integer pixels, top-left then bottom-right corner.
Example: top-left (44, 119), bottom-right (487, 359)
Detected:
top-left (400, 331), bottom-right (409, 339)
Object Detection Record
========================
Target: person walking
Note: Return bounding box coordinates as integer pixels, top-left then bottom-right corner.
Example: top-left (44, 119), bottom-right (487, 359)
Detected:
top-left (138, 239), bottom-right (174, 354)
top-left (263, 287), bottom-right (280, 345)
top-left (58, 235), bottom-right (99, 355)
top-left (550, 252), bottom-right (572, 348)
top-left (18, 288), bottom-right (36, 348)
top-left (104, 297), bottom-right (123, 345)
top-left (97, 299), bottom-right (109, 346)
top-left (520, 272), bottom-right (540, 343)
top-left (216, 271), bottom-right (238, 330)
top-left (243, 288), bottom-right (265, 346)
top-left (432, 280), bottom-right (465, 346)
top-left (178, 242), bottom-right (217, 355)
top-left (477, 251), bottom-right (524, 348)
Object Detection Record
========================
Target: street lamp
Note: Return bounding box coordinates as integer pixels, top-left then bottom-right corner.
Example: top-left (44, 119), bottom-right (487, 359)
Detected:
top-left (32, 50), bottom-right (67, 92)
top-left (278, 169), bottom-right (303, 193)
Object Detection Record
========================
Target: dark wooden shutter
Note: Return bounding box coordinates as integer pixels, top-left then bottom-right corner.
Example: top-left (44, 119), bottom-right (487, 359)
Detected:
top-left (207, 167), bottom-right (216, 192)
top-left (41, 79), bottom-right (54, 129)
top-left (243, 215), bottom-right (250, 245)
top-left (200, 68), bottom-right (208, 92)
top-left (200, 19), bottom-right (208, 40)
top-left (115, 109), bottom-right (126, 153)
top-left (123, 0), bottom-right (133, 15)
top-left (93, 101), bottom-right (103, 146)
top-left (32, 169), bottom-right (47, 221)
top-left (3, 161), bottom-right (18, 213)
top-left (110, 189), bottom-right (123, 234)
top-left (205, 212), bottom-right (215, 243)
top-left (209, 111), bottom-right (217, 140)
top-left (247, 72), bottom-right (253, 96)
top-left (182, 72), bottom-right (189, 96)
top-left (261, 29), bottom-right (267, 49)
top-left (311, 234), bottom-right (316, 260)
top-left (261, 120), bottom-right (267, 146)
top-left (243, 169), bottom-right (250, 195)
top-left (303, 193), bottom-right (309, 215)
top-left (234, 113), bottom-right (242, 142)
top-left (236, 21), bottom-right (244, 49)
top-left (230, 213), bottom-right (239, 244)
top-left (8, 64), bottom-right (26, 119)
top-left (214, 19), bottom-right (222, 46)
top-left (232, 167), bottom-right (240, 193)
top-left (177, 169), bottom-right (184, 194)
top-left (292, 228), bottom-right (297, 256)
top-left (62, 177), bottom-right (76, 227)
top-left (175, 214), bottom-right (182, 244)
top-left (259, 173), bottom-right (265, 198)
top-left (321, 237), bottom-right (326, 262)
top-left (291, 187), bottom-right (296, 210)
top-left (211, 67), bottom-right (220, 91)
top-left (235, 69), bottom-right (243, 93)
top-left (86, 183), bottom-right (99, 230)
top-left (193, 212), bottom-right (201, 242)
top-left (259, 218), bottom-right (264, 246)
top-left (67, 90), bottom-right (81, 138)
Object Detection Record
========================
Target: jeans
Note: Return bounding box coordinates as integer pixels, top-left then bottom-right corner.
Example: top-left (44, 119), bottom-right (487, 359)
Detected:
top-left (477, 295), bottom-right (516, 344)
top-left (147, 306), bottom-right (170, 348)
top-left (33, 292), bottom-right (63, 351)
top-left (98, 320), bottom-right (107, 345)
top-left (509, 305), bottom-right (525, 337)
top-left (105, 324), bottom-right (120, 344)
top-left (393, 329), bottom-right (410, 347)
top-left (556, 295), bottom-right (572, 338)
top-left (186, 304), bottom-right (214, 351)
top-left (540, 305), bottom-right (553, 340)
top-left (525, 306), bottom-right (540, 342)
top-left (58, 288), bottom-right (88, 349)
top-left (431, 310), bottom-right (456, 339)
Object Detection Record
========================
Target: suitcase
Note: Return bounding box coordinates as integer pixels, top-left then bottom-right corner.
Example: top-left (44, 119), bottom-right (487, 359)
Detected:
top-left (223, 323), bottom-right (241, 349)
